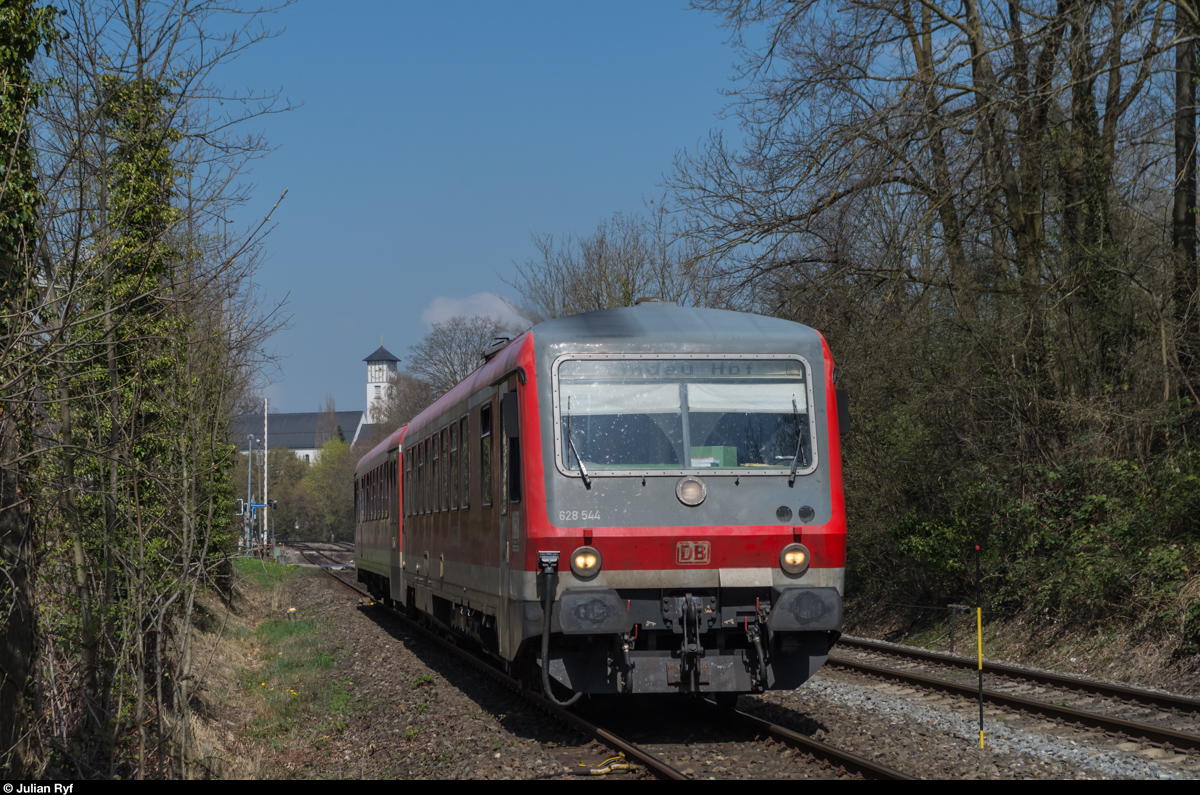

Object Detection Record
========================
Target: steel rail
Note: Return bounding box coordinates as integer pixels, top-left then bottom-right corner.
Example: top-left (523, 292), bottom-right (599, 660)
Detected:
top-left (827, 656), bottom-right (1200, 752)
top-left (295, 549), bottom-right (371, 597)
top-left (291, 542), bottom-right (354, 569)
top-left (712, 700), bottom-right (917, 780)
top-left (838, 636), bottom-right (1200, 714)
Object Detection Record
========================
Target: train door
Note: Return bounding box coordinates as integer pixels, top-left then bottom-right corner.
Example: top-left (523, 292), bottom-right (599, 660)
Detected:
top-left (499, 382), bottom-right (523, 657)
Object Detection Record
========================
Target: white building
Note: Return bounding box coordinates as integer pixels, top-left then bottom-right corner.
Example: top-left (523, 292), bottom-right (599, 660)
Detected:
top-left (232, 344), bottom-right (396, 460)
top-left (231, 410), bottom-right (368, 462)
top-left (364, 344), bottom-right (399, 424)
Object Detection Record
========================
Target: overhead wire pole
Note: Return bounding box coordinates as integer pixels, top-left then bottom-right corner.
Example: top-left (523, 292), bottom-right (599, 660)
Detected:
top-left (246, 434), bottom-right (256, 556)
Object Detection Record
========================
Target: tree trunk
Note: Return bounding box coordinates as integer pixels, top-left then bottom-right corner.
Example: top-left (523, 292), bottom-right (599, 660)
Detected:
top-left (1174, 5), bottom-right (1198, 383)
top-left (0, 411), bottom-right (35, 777)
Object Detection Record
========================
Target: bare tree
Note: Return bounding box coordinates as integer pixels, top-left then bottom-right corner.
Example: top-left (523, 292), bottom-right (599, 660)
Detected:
top-left (315, 393), bottom-right (342, 448)
top-left (673, 0), bottom-right (1182, 443)
top-left (508, 205), bottom-right (734, 320)
top-left (377, 371), bottom-right (437, 431)
top-left (406, 314), bottom-right (526, 396)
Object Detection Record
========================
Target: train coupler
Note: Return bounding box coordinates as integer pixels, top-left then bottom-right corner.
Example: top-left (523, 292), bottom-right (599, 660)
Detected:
top-left (617, 631), bottom-right (635, 694)
top-left (744, 618), bottom-right (770, 689)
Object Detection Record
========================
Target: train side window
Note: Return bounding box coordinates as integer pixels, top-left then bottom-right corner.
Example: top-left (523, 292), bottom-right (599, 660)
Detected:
top-left (427, 439), bottom-right (436, 513)
top-left (441, 432), bottom-right (451, 513)
top-left (502, 391), bottom-right (522, 506)
top-left (500, 415), bottom-right (508, 514)
top-left (480, 402), bottom-right (493, 506)
top-left (511, 435), bottom-right (522, 504)
top-left (441, 427), bottom-right (449, 511)
top-left (417, 443), bottom-right (424, 515)
top-left (460, 416), bottom-right (469, 510)
top-left (433, 432), bottom-right (442, 512)
top-left (449, 423), bottom-right (458, 510)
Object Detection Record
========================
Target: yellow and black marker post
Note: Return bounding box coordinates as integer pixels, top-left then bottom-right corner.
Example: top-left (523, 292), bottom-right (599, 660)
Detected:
top-left (975, 544), bottom-right (984, 749)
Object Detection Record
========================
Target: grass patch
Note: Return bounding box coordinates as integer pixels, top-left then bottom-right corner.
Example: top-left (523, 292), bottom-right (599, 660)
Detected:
top-left (330, 676), bottom-right (352, 715)
top-left (234, 557), bottom-right (304, 590)
top-left (242, 617), bottom-right (334, 743)
top-left (236, 563), bottom-right (340, 747)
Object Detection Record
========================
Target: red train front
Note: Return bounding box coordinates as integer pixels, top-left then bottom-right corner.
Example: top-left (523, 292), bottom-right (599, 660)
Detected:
top-left (357, 303), bottom-right (847, 701)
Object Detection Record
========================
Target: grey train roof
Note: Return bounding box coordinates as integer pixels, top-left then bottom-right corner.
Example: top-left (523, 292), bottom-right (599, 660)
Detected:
top-left (528, 303), bottom-right (822, 354)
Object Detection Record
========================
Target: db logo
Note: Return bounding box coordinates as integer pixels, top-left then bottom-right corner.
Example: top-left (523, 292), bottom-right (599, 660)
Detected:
top-left (676, 541), bottom-right (710, 565)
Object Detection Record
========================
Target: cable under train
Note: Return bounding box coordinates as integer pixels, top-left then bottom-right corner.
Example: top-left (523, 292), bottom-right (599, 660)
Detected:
top-left (355, 302), bottom-right (848, 703)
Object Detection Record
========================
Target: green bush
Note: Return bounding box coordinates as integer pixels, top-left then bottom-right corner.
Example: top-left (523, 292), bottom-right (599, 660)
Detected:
top-left (877, 452), bottom-right (1200, 650)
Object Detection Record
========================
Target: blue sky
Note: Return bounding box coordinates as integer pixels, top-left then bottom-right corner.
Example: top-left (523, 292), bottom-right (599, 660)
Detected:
top-left (229, 1), bottom-right (742, 414)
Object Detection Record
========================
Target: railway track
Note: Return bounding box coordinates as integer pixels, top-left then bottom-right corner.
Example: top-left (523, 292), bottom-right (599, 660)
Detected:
top-left (297, 556), bottom-right (913, 779)
top-left (287, 541), bottom-right (355, 568)
top-left (830, 636), bottom-right (1200, 756)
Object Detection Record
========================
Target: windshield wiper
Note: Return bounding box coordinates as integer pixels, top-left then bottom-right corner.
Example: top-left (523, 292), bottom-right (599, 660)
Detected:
top-left (789, 395), bottom-right (809, 486)
top-left (566, 397), bottom-right (591, 487)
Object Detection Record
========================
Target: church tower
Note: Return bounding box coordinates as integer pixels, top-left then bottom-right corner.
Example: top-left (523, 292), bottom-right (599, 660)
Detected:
top-left (364, 345), bottom-right (399, 423)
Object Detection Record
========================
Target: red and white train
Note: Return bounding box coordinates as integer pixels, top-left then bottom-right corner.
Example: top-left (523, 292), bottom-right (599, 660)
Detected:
top-left (355, 302), bottom-right (847, 702)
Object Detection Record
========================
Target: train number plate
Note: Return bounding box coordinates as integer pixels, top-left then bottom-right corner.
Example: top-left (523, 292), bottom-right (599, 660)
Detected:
top-left (676, 541), bottom-right (710, 565)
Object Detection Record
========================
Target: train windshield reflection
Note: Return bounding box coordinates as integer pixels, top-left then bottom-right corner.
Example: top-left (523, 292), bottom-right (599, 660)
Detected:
top-left (557, 358), bottom-right (812, 472)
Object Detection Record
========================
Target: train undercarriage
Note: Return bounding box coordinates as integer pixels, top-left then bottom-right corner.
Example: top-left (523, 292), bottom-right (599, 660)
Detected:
top-left (359, 567), bottom-right (840, 697)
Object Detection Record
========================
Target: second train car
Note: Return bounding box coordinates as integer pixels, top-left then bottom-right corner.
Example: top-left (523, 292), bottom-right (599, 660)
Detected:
top-left (355, 302), bottom-right (847, 701)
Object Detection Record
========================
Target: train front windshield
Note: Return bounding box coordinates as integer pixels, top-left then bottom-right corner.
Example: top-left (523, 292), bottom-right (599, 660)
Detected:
top-left (557, 357), bottom-right (814, 474)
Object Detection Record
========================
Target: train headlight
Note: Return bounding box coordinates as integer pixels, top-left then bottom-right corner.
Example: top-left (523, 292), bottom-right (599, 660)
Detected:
top-left (570, 546), bottom-right (602, 578)
top-left (676, 476), bottom-right (707, 506)
top-left (780, 543), bottom-right (811, 575)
